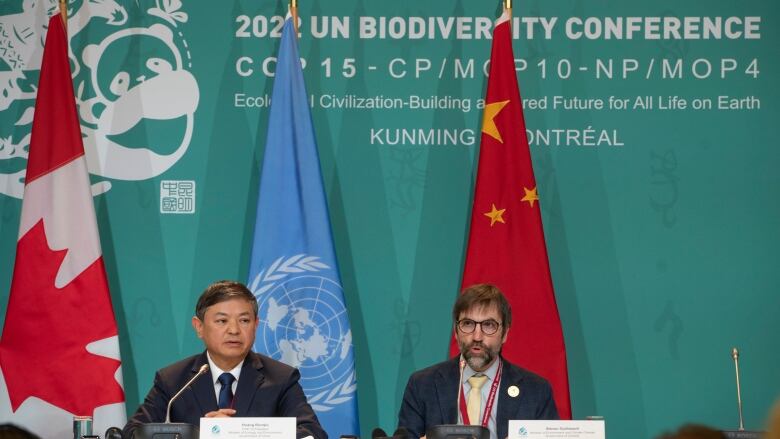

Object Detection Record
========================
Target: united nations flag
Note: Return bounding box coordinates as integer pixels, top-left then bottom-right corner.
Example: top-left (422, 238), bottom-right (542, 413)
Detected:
top-left (247, 14), bottom-right (359, 438)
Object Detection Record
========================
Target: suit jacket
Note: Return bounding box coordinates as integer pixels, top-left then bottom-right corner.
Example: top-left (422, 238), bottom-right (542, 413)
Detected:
top-left (397, 357), bottom-right (558, 439)
top-left (123, 351), bottom-right (326, 439)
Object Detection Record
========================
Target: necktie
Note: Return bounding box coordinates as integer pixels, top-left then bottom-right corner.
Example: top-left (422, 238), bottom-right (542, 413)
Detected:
top-left (466, 374), bottom-right (489, 425)
top-left (217, 372), bottom-right (235, 409)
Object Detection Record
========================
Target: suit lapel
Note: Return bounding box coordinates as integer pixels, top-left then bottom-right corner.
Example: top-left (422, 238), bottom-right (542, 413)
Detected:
top-left (191, 352), bottom-right (219, 415)
top-left (435, 357), bottom-right (461, 424)
top-left (496, 358), bottom-right (523, 439)
top-left (234, 352), bottom-right (265, 416)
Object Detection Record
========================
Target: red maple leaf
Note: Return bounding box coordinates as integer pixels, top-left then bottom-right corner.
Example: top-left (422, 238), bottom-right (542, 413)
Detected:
top-left (0, 220), bottom-right (125, 415)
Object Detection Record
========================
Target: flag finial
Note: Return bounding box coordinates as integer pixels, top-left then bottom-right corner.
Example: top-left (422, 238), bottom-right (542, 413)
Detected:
top-left (59, 0), bottom-right (67, 31)
top-left (504, 0), bottom-right (512, 19)
top-left (290, 0), bottom-right (299, 34)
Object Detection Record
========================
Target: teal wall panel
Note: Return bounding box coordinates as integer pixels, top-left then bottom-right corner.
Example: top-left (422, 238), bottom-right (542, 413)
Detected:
top-left (1, 1), bottom-right (777, 437)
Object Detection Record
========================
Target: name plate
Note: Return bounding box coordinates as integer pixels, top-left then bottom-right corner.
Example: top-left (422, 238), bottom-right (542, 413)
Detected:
top-left (200, 417), bottom-right (295, 439)
top-left (508, 420), bottom-right (606, 439)
top-left (722, 431), bottom-right (764, 439)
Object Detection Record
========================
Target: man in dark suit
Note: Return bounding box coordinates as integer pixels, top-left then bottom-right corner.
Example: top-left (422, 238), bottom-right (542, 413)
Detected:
top-left (398, 284), bottom-right (558, 439)
top-left (123, 281), bottom-right (326, 439)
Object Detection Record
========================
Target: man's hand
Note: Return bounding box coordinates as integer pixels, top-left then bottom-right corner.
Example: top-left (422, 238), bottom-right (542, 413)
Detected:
top-left (204, 409), bottom-right (236, 417)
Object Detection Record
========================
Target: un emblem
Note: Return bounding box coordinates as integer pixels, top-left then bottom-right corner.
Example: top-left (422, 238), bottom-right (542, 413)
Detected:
top-left (250, 254), bottom-right (357, 412)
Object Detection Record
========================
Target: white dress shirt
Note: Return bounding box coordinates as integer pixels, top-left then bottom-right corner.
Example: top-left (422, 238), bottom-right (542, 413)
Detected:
top-left (206, 352), bottom-right (243, 404)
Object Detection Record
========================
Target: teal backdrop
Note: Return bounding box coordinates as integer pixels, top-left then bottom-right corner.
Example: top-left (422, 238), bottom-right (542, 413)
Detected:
top-left (0, 1), bottom-right (778, 438)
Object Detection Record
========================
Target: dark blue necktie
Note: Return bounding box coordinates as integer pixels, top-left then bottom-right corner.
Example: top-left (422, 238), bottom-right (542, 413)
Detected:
top-left (217, 372), bottom-right (235, 409)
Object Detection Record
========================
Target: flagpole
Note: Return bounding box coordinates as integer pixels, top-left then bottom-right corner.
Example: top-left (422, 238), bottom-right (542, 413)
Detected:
top-left (59, 0), bottom-right (67, 31)
top-left (290, 0), bottom-right (299, 34)
top-left (505, 0), bottom-right (512, 18)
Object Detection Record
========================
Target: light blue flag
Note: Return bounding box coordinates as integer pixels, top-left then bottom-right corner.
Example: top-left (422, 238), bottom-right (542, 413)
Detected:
top-left (247, 15), bottom-right (359, 438)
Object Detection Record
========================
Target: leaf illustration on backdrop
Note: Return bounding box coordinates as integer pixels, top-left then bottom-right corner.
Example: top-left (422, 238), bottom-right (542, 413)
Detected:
top-left (148, 0), bottom-right (188, 26)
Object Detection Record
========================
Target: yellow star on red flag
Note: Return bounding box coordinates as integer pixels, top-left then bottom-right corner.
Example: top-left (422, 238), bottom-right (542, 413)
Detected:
top-left (483, 203), bottom-right (506, 226)
top-left (521, 187), bottom-right (539, 207)
top-left (482, 100), bottom-right (510, 143)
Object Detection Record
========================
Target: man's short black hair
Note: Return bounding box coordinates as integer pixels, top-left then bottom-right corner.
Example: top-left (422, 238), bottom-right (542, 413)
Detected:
top-left (195, 280), bottom-right (258, 320)
top-left (452, 283), bottom-right (512, 336)
top-left (0, 424), bottom-right (42, 439)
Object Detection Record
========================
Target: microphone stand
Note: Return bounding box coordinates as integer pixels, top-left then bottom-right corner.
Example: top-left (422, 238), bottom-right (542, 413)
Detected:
top-left (721, 348), bottom-right (763, 439)
top-left (165, 364), bottom-right (209, 423)
top-left (732, 348), bottom-right (744, 431)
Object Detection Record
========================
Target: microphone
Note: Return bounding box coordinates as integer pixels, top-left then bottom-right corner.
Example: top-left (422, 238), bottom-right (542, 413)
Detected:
top-left (104, 426), bottom-right (122, 439)
top-left (165, 364), bottom-right (209, 423)
top-left (392, 427), bottom-right (411, 439)
top-left (732, 347), bottom-right (745, 431)
top-left (456, 356), bottom-right (466, 423)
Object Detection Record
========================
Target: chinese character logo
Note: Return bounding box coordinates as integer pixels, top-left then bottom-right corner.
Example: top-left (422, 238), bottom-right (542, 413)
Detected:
top-left (160, 180), bottom-right (195, 214)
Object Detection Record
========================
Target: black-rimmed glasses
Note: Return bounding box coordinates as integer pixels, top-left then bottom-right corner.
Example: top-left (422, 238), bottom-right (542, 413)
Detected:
top-left (456, 319), bottom-right (501, 335)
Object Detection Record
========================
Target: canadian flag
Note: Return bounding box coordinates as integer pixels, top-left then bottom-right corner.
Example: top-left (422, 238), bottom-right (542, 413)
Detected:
top-left (0, 15), bottom-right (126, 436)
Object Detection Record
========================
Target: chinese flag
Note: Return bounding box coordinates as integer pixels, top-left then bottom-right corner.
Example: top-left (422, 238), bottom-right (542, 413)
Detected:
top-left (450, 10), bottom-right (572, 419)
top-left (0, 15), bottom-right (126, 436)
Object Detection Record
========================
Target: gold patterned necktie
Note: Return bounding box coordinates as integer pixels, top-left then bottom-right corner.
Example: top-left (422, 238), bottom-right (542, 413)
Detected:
top-left (466, 374), bottom-right (489, 425)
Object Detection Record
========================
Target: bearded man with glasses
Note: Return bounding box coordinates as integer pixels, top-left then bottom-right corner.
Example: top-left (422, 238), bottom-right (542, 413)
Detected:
top-left (397, 284), bottom-right (559, 439)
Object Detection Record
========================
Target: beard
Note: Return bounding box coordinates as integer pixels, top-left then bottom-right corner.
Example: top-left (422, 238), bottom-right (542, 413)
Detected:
top-left (459, 340), bottom-right (498, 372)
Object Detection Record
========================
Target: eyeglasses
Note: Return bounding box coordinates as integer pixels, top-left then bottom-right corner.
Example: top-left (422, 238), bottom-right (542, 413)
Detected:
top-left (456, 319), bottom-right (501, 335)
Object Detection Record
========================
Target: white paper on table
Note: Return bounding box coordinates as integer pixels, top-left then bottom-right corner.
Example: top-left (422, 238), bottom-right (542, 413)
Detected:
top-left (199, 417), bottom-right (296, 439)
top-left (507, 420), bottom-right (606, 439)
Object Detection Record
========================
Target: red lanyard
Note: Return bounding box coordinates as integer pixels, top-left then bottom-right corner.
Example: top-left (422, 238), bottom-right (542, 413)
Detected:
top-left (458, 360), bottom-right (502, 427)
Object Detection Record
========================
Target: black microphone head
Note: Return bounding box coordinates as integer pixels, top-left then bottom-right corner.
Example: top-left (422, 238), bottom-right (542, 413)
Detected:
top-left (372, 428), bottom-right (388, 439)
top-left (392, 427), bottom-right (410, 439)
top-left (104, 426), bottom-right (123, 439)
